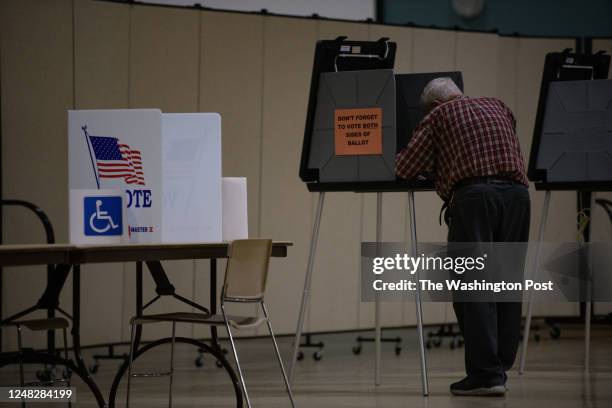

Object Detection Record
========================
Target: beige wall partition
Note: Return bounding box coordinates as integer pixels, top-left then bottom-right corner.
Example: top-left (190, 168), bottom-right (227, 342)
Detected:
top-left (259, 15), bottom-right (318, 335)
top-left (1, 0), bottom-right (597, 350)
top-left (1, 0), bottom-right (75, 350)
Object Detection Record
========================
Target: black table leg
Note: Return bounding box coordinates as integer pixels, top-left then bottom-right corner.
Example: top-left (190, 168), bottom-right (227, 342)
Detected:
top-left (134, 261), bottom-right (143, 352)
top-left (210, 259), bottom-right (219, 346)
top-left (72, 265), bottom-right (85, 372)
top-left (72, 264), bottom-right (107, 407)
top-left (46, 264), bottom-right (55, 357)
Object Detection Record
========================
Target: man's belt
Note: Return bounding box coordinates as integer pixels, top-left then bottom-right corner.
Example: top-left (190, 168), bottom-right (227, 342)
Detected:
top-left (453, 175), bottom-right (516, 191)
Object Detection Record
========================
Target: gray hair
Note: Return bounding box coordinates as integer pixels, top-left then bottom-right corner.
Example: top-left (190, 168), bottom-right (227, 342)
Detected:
top-left (420, 77), bottom-right (463, 112)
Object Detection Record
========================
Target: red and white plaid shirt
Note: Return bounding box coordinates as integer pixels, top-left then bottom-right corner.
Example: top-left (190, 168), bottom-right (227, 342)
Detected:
top-left (396, 96), bottom-right (528, 201)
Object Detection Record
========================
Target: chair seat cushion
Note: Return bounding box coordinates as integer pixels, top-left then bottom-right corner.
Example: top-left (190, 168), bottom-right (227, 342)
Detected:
top-left (132, 312), bottom-right (265, 329)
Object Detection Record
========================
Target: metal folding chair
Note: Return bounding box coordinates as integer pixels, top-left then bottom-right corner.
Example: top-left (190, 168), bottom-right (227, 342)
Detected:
top-left (125, 239), bottom-right (295, 407)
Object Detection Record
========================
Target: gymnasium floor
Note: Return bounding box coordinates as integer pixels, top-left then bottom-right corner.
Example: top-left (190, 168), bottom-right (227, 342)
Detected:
top-left (2, 325), bottom-right (611, 407)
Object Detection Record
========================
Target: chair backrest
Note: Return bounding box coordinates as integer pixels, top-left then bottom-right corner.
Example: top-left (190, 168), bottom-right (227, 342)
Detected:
top-left (222, 239), bottom-right (272, 302)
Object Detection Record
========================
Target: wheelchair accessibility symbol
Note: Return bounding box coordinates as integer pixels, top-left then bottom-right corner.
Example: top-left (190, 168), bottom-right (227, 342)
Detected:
top-left (84, 196), bottom-right (123, 236)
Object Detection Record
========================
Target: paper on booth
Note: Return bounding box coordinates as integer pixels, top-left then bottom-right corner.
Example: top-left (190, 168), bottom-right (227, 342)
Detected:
top-left (222, 177), bottom-right (249, 241)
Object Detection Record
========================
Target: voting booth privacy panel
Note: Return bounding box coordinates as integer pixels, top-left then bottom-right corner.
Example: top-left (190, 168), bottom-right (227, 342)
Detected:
top-left (300, 38), bottom-right (397, 183)
top-left (68, 109), bottom-right (222, 244)
top-left (535, 79), bottom-right (612, 183)
top-left (3, 0), bottom-right (608, 348)
top-left (528, 51), bottom-right (612, 186)
top-left (309, 69), bottom-right (397, 182)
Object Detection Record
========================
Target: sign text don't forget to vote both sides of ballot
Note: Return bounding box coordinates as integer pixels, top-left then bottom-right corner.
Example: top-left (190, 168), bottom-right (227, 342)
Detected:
top-left (334, 107), bottom-right (382, 156)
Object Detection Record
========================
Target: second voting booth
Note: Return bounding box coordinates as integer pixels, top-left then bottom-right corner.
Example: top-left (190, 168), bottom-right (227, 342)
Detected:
top-left (519, 50), bottom-right (612, 373)
top-left (68, 109), bottom-right (248, 244)
top-left (291, 36), bottom-right (465, 393)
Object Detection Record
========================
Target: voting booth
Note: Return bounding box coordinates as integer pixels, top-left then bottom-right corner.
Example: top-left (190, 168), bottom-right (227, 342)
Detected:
top-left (291, 36), bottom-right (466, 394)
top-left (519, 50), bottom-right (612, 374)
top-left (68, 109), bottom-right (224, 244)
top-left (298, 36), bottom-right (464, 189)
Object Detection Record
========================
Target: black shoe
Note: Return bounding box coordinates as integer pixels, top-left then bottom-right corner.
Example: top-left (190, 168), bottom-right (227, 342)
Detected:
top-left (450, 377), bottom-right (506, 396)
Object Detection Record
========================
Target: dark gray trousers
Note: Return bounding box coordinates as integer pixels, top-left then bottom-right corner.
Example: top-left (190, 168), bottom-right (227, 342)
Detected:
top-left (447, 183), bottom-right (530, 385)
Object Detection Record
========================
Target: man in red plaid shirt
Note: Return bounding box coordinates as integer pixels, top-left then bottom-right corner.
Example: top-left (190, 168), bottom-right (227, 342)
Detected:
top-left (396, 78), bottom-right (531, 396)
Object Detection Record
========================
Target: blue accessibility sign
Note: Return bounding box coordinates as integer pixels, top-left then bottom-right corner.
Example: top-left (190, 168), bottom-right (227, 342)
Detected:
top-left (84, 196), bottom-right (123, 236)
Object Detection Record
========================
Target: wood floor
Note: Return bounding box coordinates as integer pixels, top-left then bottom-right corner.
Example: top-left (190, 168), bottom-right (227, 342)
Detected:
top-left (2, 325), bottom-right (611, 407)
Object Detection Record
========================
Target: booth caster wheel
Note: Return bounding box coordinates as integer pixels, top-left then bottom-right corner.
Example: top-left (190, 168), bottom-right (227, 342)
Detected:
top-left (63, 368), bottom-right (72, 379)
top-left (450, 338), bottom-right (463, 350)
top-left (213, 348), bottom-right (228, 368)
top-left (313, 351), bottom-right (323, 361)
top-left (352, 345), bottom-right (362, 355)
top-left (194, 356), bottom-right (204, 367)
top-left (426, 338), bottom-right (442, 349)
top-left (395, 346), bottom-right (402, 356)
top-left (550, 326), bottom-right (561, 339)
top-left (36, 366), bottom-right (59, 382)
top-left (297, 351), bottom-right (304, 361)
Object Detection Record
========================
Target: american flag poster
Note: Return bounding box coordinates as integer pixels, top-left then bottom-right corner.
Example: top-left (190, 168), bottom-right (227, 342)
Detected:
top-left (84, 127), bottom-right (146, 186)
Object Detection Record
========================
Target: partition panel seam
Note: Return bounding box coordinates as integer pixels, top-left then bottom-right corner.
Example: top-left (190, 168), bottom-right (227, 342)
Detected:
top-left (257, 16), bottom-right (266, 239)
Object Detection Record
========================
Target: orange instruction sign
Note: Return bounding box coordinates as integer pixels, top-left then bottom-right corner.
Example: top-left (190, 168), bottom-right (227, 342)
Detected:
top-left (334, 107), bottom-right (383, 156)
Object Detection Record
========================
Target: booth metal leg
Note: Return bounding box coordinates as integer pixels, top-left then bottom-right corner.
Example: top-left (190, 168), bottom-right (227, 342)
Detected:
top-left (408, 191), bottom-right (429, 396)
top-left (585, 296), bottom-right (591, 372)
top-left (585, 192), bottom-right (595, 372)
top-left (288, 192), bottom-right (325, 385)
top-left (375, 192), bottom-right (383, 386)
top-left (519, 190), bottom-right (551, 374)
